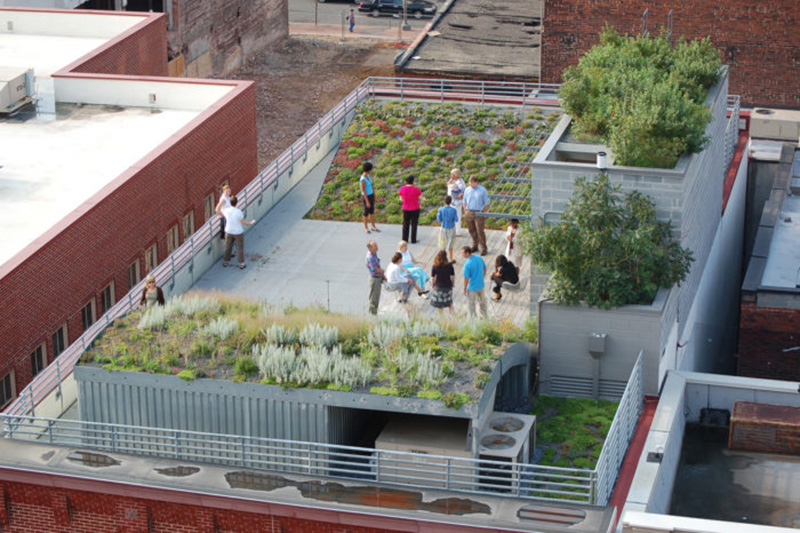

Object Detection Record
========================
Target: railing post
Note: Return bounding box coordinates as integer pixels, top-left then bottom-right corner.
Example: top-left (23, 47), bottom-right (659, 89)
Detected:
top-left (27, 389), bottom-right (35, 418)
top-left (306, 442), bottom-right (312, 475)
top-left (48, 419), bottom-right (54, 444)
top-left (241, 436), bottom-right (246, 468)
top-left (375, 449), bottom-right (381, 482)
top-left (174, 432), bottom-right (180, 459)
top-left (445, 458), bottom-right (451, 490)
top-left (110, 424), bottom-right (116, 452)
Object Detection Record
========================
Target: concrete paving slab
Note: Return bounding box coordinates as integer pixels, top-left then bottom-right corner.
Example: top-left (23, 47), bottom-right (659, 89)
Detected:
top-left (193, 152), bottom-right (532, 324)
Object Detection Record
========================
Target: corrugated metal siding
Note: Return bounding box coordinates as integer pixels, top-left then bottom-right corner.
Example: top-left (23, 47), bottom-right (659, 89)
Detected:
top-left (327, 406), bottom-right (367, 446)
top-left (78, 375), bottom-right (331, 443)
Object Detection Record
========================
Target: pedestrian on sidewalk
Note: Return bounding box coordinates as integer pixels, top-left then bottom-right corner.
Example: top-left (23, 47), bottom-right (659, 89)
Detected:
top-left (216, 195), bottom-right (255, 270)
top-left (366, 240), bottom-right (385, 315)
top-left (462, 246), bottom-right (488, 319)
top-left (464, 176), bottom-right (490, 256)
top-left (348, 9), bottom-right (355, 33)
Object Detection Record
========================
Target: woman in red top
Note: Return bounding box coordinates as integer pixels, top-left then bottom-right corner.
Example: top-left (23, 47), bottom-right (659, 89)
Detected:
top-left (398, 175), bottom-right (423, 244)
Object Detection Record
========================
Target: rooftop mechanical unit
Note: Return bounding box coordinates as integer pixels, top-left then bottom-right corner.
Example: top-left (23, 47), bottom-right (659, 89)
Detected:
top-left (477, 412), bottom-right (536, 492)
top-left (0, 67), bottom-right (34, 114)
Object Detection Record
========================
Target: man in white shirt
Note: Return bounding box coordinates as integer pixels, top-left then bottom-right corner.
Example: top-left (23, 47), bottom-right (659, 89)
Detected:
top-left (216, 195), bottom-right (255, 269)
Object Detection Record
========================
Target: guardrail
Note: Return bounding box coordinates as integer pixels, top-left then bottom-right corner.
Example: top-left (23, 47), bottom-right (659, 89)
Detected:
top-left (593, 350), bottom-right (644, 504)
top-left (6, 76), bottom-right (562, 418)
top-left (1, 413), bottom-right (593, 503)
top-left (724, 94), bottom-right (741, 169)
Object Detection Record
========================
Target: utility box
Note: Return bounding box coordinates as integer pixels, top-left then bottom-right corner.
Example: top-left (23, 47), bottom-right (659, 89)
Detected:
top-left (0, 67), bottom-right (32, 113)
top-left (729, 401), bottom-right (800, 455)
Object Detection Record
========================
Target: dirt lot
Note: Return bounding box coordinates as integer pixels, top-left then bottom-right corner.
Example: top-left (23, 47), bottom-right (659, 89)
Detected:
top-left (228, 38), bottom-right (398, 169)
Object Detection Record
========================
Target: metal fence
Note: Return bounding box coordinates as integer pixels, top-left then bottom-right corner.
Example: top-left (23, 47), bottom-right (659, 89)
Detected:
top-left (593, 350), bottom-right (645, 504)
top-left (724, 94), bottom-right (741, 169)
top-left (5, 76), bottom-right (560, 419)
top-left (1, 413), bottom-right (593, 503)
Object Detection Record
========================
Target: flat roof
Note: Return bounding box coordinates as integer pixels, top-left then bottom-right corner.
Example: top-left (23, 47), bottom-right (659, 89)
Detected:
top-left (1, 32), bottom-right (108, 78)
top-left (398, 0), bottom-right (542, 79)
top-left (762, 191), bottom-right (800, 289)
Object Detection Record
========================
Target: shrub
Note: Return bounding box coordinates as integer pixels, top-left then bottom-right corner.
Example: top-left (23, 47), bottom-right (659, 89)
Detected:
top-left (560, 27), bottom-right (721, 168)
top-left (524, 175), bottom-right (693, 308)
top-left (234, 356), bottom-right (258, 378)
top-left (201, 317), bottom-right (239, 341)
top-left (442, 393), bottom-right (470, 410)
top-left (177, 369), bottom-right (195, 382)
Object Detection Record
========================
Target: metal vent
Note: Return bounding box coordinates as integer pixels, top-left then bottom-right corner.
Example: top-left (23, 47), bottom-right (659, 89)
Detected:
top-left (517, 504), bottom-right (587, 526)
top-left (599, 379), bottom-right (627, 401)
top-left (549, 375), bottom-right (593, 398)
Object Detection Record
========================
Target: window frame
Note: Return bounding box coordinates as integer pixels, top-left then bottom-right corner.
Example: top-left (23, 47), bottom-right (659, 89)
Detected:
top-left (0, 371), bottom-right (15, 409)
top-left (166, 224), bottom-right (180, 255)
top-left (52, 323), bottom-right (68, 358)
top-left (203, 193), bottom-right (216, 222)
top-left (30, 343), bottom-right (47, 378)
top-left (182, 210), bottom-right (195, 243)
top-left (128, 259), bottom-right (141, 290)
top-left (81, 298), bottom-right (96, 331)
top-left (101, 281), bottom-right (116, 315)
top-left (145, 243), bottom-right (158, 273)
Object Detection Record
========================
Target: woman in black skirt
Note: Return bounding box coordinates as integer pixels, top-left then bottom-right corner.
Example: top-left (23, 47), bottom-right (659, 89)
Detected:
top-left (430, 250), bottom-right (455, 314)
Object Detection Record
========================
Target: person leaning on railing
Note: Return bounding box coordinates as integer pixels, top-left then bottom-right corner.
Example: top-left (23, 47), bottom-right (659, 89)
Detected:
top-left (140, 275), bottom-right (165, 307)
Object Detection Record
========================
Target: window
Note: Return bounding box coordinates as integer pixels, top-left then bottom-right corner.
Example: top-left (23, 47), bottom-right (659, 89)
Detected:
top-left (182, 210), bottom-right (195, 242)
top-left (145, 244), bottom-right (158, 273)
top-left (30, 344), bottom-right (47, 377)
top-left (166, 224), bottom-right (180, 254)
top-left (0, 371), bottom-right (15, 409)
top-left (101, 282), bottom-right (115, 314)
top-left (204, 193), bottom-right (216, 222)
top-left (128, 260), bottom-right (141, 289)
top-left (52, 324), bottom-right (68, 357)
top-left (81, 299), bottom-right (96, 331)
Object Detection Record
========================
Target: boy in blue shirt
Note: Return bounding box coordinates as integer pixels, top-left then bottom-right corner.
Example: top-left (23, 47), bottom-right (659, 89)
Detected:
top-left (436, 195), bottom-right (459, 263)
top-left (462, 246), bottom-right (488, 319)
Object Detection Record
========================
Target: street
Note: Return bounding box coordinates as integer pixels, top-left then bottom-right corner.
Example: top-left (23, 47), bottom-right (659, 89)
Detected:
top-left (289, 0), bottom-right (434, 31)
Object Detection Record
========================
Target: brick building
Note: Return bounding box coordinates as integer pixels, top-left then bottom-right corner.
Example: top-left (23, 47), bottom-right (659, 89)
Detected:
top-left (541, 0), bottom-right (800, 108)
top-left (0, 8), bottom-right (257, 409)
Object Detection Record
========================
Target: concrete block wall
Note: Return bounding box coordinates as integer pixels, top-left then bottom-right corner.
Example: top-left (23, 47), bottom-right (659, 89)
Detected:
top-left (173, 0), bottom-right (288, 77)
top-left (541, 0), bottom-right (800, 108)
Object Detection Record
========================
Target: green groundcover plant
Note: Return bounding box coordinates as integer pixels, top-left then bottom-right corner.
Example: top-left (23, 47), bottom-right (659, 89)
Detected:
top-left (559, 26), bottom-right (722, 168)
top-left (522, 175), bottom-right (693, 309)
top-left (305, 100), bottom-right (560, 229)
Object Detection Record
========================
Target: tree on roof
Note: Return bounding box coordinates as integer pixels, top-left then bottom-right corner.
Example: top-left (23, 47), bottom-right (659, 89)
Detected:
top-left (524, 175), bottom-right (693, 309)
top-left (559, 26), bottom-right (722, 168)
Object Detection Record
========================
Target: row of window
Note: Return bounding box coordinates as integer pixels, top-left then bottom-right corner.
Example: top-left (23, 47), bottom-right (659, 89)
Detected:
top-left (1, 202), bottom-right (218, 409)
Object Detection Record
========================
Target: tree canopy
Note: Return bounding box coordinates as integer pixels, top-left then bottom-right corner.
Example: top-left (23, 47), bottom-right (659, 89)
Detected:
top-left (559, 27), bottom-right (722, 168)
top-left (523, 175), bottom-right (693, 309)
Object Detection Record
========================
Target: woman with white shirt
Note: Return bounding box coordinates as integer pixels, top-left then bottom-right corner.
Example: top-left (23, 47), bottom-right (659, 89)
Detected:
top-left (385, 252), bottom-right (428, 303)
top-left (447, 168), bottom-right (466, 236)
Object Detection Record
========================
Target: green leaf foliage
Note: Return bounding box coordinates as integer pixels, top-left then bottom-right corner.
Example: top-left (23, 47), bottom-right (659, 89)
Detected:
top-left (560, 27), bottom-right (721, 168)
top-left (524, 175), bottom-right (693, 308)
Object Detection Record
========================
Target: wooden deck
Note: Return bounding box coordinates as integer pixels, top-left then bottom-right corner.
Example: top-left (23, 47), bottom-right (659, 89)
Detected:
top-left (378, 228), bottom-right (532, 325)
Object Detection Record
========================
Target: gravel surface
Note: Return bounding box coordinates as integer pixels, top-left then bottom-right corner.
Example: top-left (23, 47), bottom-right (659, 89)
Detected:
top-left (227, 38), bottom-right (398, 168)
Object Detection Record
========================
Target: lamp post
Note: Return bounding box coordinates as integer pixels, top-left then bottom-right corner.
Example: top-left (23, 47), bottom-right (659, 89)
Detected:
top-left (402, 0), bottom-right (410, 31)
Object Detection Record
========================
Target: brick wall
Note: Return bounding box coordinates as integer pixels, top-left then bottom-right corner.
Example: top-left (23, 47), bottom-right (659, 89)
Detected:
top-left (542, 0), bottom-right (800, 108)
top-left (738, 301), bottom-right (800, 380)
top-left (71, 13), bottom-right (169, 76)
top-left (0, 476), bottom-right (493, 533)
top-left (0, 16), bottom-right (258, 404)
top-left (173, 0), bottom-right (288, 76)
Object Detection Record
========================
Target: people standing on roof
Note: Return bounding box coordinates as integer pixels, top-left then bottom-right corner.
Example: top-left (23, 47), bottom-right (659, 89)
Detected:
top-left (430, 250), bottom-right (455, 314)
top-left (365, 240), bottom-right (385, 315)
top-left (436, 195), bottom-right (458, 263)
top-left (398, 175), bottom-right (422, 244)
top-left (505, 218), bottom-right (522, 273)
top-left (360, 161), bottom-right (380, 234)
top-left (464, 176), bottom-right (490, 256)
top-left (140, 275), bottom-right (165, 307)
top-left (462, 246), bottom-right (488, 318)
top-left (216, 195), bottom-right (255, 270)
top-left (348, 9), bottom-right (355, 32)
top-left (216, 184), bottom-right (232, 240)
top-left (447, 168), bottom-right (466, 236)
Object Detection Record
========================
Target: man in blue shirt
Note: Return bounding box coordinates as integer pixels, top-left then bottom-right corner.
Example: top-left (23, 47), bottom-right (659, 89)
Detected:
top-left (436, 195), bottom-right (459, 263)
top-left (462, 246), bottom-right (487, 318)
top-left (463, 176), bottom-right (489, 256)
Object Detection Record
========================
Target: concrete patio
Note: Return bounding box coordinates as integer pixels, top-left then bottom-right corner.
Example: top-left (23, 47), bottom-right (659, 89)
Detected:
top-left (193, 151), bottom-right (532, 325)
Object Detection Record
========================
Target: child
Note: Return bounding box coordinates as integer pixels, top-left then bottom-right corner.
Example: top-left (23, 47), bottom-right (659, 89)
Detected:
top-left (505, 218), bottom-right (522, 273)
top-left (436, 195), bottom-right (459, 262)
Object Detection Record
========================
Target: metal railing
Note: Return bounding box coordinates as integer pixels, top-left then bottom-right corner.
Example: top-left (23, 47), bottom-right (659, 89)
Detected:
top-left (593, 350), bottom-right (645, 504)
top-left (724, 94), bottom-right (741, 169)
top-left (6, 76), bottom-right (562, 418)
top-left (2, 413), bottom-right (593, 503)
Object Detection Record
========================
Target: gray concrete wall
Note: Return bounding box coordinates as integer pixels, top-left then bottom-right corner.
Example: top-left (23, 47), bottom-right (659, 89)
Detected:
top-left (538, 290), bottom-right (668, 397)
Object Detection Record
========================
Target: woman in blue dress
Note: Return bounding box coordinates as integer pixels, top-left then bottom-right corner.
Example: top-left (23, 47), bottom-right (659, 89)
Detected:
top-left (397, 240), bottom-right (430, 292)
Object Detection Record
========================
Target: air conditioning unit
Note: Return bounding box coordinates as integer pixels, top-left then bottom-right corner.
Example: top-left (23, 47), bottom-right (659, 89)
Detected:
top-left (0, 67), bottom-right (34, 114)
top-left (477, 412), bottom-right (536, 492)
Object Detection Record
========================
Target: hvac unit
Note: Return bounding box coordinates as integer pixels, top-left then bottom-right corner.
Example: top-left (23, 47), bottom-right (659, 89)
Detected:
top-left (477, 412), bottom-right (536, 492)
top-left (0, 67), bottom-right (34, 114)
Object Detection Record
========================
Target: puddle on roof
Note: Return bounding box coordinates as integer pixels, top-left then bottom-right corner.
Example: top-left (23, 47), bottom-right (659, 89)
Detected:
top-left (40, 450), bottom-right (55, 462)
top-left (225, 471), bottom-right (491, 516)
top-left (155, 465), bottom-right (201, 477)
top-left (67, 450), bottom-right (121, 468)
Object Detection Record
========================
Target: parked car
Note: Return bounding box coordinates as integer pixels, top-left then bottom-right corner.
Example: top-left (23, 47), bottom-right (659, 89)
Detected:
top-left (358, 0), bottom-right (437, 19)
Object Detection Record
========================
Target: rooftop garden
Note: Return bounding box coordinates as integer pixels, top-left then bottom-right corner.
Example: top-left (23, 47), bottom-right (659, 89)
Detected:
top-left (559, 27), bottom-right (722, 168)
top-left (523, 175), bottom-right (693, 308)
top-left (305, 100), bottom-right (561, 229)
top-left (81, 293), bottom-right (538, 410)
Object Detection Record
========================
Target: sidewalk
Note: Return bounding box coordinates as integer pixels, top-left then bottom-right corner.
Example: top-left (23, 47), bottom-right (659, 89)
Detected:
top-left (290, 21), bottom-right (420, 43)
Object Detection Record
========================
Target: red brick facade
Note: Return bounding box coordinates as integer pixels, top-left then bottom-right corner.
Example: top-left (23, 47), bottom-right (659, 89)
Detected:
top-left (0, 11), bottom-right (257, 406)
top-left (70, 12), bottom-right (169, 76)
top-left (738, 301), bottom-right (800, 380)
top-left (542, 0), bottom-right (800, 108)
top-left (0, 475), bottom-right (490, 533)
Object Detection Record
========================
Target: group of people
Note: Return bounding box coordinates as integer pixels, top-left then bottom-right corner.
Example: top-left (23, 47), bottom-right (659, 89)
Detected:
top-left (215, 184), bottom-right (256, 270)
top-left (366, 240), bottom-right (520, 317)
